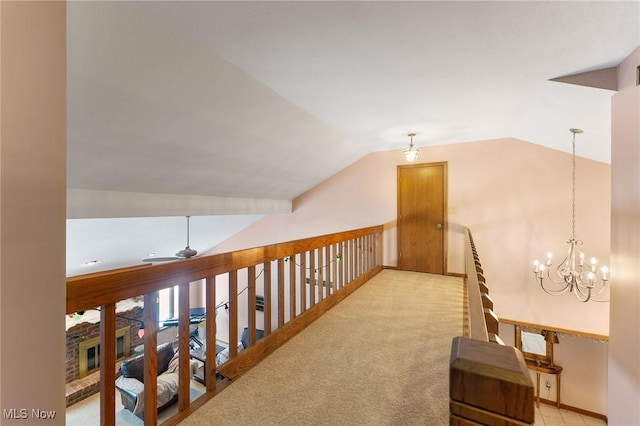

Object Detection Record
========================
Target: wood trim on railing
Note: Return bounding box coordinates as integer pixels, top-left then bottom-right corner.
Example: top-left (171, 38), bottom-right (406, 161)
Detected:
top-left (229, 271), bottom-right (238, 358)
top-left (289, 255), bottom-right (296, 320)
top-left (309, 250), bottom-right (316, 307)
top-left (452, 228), bottom-right (534, 425)
top-left (299, 253), bottom-right (306, 315)
top-left (178, 283), bottom-right (190, 412)
top-left (264, 261), bottom-right (272, 334)
top-left (277, 258), bottom-right (285, 327)
top-left (100, 303), bottom-right (116, 426)
top-left (247, 266), bottom-right (257, 347)
top-left (143, 292), bottom-right (159, 426)
top-left (205, 276), bottom-right (217, 393)
top-left (465, 229), bottom-right (489, 342)
top-left (499, 318), bottom-right (609, 341)
top-left (67, 225), bottom-right (383, 314)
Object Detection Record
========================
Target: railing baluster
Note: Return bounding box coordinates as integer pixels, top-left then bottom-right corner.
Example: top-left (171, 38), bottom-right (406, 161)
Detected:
top-left (309, 250), bottom-right (316, 307)
top-left (143, 292), bottom-right (159, 426)
top-left (229, 271), bottom-right (238, 357)
top-left (289, 254), bottom-right (296, 320)
top-left (264, 262), bottom-right (272, 335)
top-left (100, 303), bottom-right (116, 426)
top-left (348, 240), bottom-right (351, 279)
top-left (317, 246), bottom-right (324, 302)
top-left (355, 237), bottom-right (360, 277)
top-left (299, 253), bottom-right (307, 313)
top-left (178, 282), bottom-right (190, 411)
top-left (338, 243), bottom-right (344, 290)
top-left (248, 266), bottom-right (257, 346)
top-left (368, 235), bottom-right (372, 271)
top-left (360, 237), bottom-right (367, 275)
top-left (277, 258), bottom-right (285, 328)
top-left (358, 237), bottom-right (363, 276)
top-left (324, 246), bottom-right (330, 295)
top-left (352, 238), bottom-right (356, 279)
top-left (205, 276), bottom-right (217, 392)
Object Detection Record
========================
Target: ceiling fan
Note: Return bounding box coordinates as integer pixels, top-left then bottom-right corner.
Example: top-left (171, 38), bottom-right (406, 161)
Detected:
top-left (143, 216), bottom-right (198, 262)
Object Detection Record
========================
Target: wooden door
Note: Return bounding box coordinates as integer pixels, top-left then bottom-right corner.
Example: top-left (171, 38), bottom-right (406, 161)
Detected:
top-left (397, 162), bottom-right (447, 274)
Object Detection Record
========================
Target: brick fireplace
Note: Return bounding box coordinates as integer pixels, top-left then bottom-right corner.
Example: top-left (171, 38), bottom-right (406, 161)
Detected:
top-left (65, 303), bottom-right (144, 406)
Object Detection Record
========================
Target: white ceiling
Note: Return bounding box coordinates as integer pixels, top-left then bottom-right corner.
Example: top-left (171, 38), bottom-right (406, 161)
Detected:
top-left (66, 1), bottom-right (640, 277)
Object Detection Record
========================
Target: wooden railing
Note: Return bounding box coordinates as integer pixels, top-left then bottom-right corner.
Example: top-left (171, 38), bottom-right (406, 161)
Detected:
top-left (464, 229), bottom-right (489, 341)
top-left (67, 225), bottom-right (383, 425)
top-left (450, 229), bottom-right (534, 425)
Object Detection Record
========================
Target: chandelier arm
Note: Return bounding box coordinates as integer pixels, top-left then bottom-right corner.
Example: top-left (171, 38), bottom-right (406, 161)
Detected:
top-left (575, 272), bottom-right (596, 288)
top-left (544, 265), bottom-right (573, 285)
top-left (589, 281), bottom-right (608, 297)
top-left (575, 269), bottom-right (608, 289)
top-left (573, 284), bottom-right (592, 302)
top-left (573, 272), bottom-right (609, 301)
top-left (588, 297), bottom-right (610, 303)
top-left (539, 283), bottom-right (572, 296)
top-left (536, 276), bottom-right (572, 295)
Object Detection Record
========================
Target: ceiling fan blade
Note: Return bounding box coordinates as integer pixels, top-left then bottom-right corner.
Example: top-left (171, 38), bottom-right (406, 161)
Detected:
top-left (142, 256), bottom-right (180, 262)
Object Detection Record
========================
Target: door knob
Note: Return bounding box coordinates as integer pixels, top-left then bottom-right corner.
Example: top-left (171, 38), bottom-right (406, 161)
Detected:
top-left (436, 223), bottom-right (443, 229)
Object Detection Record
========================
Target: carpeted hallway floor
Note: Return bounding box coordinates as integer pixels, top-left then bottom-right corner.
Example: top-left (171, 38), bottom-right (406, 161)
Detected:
top-left (179, 269), bottom-right (463, 426)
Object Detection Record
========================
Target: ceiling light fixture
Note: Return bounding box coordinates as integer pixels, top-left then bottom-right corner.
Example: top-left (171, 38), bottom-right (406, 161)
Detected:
top-left (404, 133), bottom-right (419, 162)
top-left (532, 128), bottom-right (609, 302)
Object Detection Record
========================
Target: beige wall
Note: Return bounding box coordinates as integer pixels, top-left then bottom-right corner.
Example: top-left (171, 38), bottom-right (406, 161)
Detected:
top-left (608, 45), bottom-right (640, 425)
top-left (0, 1), bottom-right (67, 423)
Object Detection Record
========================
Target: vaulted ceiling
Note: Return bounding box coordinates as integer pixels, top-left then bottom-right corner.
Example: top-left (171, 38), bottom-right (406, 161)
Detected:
top-left (66, 1), bottom-right (640, 276)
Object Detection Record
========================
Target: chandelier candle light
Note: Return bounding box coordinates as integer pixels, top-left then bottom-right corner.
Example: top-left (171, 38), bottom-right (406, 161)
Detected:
top-left (532, 128), bottom-right (609, 303)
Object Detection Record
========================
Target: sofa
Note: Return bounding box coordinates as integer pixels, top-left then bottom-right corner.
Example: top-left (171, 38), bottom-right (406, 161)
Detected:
top-left (114, 342), bottom-right (196, 418)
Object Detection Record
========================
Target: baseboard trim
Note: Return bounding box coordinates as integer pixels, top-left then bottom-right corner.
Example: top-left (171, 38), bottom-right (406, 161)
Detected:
top-left (448, 272), bottom-right (465, 278)
top-left (382, 267), bottom-right (466, 277)
top-left (538, 398), bottom-right (607, 423)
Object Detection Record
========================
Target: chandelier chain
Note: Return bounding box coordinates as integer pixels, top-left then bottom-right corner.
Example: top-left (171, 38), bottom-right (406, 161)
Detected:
top-left (572, 131), bottom-right (576, 240)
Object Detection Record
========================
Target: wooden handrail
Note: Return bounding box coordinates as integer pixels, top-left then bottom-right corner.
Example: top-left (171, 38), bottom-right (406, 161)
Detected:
top-left (464, 229), bottom-right (489, 342)
top-left (67, 225), bottom-right (382, 313)
top-left (67, 225), bottom-right (383, 425)
top-left (500, 318), bottom-right (609, 341)
top-left (451, 229), bottom-right (534, 425)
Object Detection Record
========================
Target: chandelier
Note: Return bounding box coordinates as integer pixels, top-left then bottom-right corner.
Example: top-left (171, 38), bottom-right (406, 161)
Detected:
top-left (532, 128), bottom-right (609, 302)
top-left (404, 133), bottom-right (419, 161)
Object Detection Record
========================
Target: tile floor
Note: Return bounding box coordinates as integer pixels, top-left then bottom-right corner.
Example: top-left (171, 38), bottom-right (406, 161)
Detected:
top-left (535, 403), bottom-right (607, 425)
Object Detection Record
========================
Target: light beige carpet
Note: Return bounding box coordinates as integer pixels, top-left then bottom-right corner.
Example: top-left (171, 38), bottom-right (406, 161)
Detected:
top-left (179, 269), bottom-right (463, 426)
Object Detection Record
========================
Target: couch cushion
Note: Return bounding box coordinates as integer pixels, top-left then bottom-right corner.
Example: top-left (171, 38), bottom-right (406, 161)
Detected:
top-left (120, 342), bottom-right (174, 383)
top-left (240, 327), bottom-right (265, 349)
